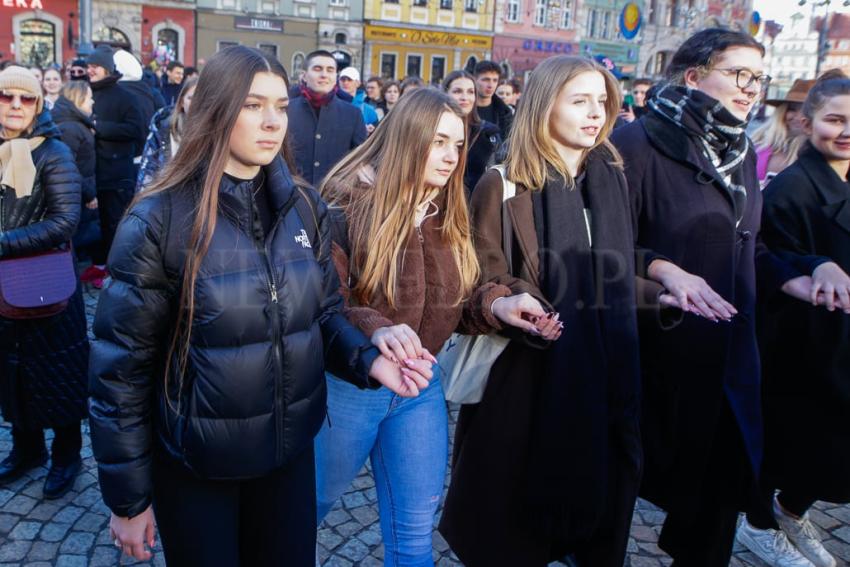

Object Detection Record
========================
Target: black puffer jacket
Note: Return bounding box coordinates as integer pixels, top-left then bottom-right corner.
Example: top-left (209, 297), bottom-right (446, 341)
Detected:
top-left (90, 74), bottom-right (145, 192)
top-left (0, 109), bottom-right (88, 431)
top-left (89, 156), bottom-right (381, 518)
top-left (464, 119), bottom-right (501, 195)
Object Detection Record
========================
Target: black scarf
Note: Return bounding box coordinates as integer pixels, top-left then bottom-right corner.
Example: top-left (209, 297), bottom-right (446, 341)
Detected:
top-left (525, 147), bottom-right (641, 550)
top-left (649, 85), bottom-right (749, 222)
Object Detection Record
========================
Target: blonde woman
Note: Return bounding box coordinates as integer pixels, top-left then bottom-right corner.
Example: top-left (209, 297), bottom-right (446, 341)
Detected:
top-left (42, 68), bottom-right (63, 109)
top-left (440, 55), bottom-right (642, 567)
top-left (753, 79), bottom-right (814, 183)
top-left (316, 88), bottom-right (549, 566)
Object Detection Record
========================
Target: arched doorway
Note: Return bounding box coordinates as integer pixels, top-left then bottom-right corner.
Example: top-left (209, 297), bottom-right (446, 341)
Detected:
top-left (332, 49), bottom-right (352, 70)
top-left (93, 26), bottom-right (131, 52)
top-left (18, 19), bottom-right (56, 67)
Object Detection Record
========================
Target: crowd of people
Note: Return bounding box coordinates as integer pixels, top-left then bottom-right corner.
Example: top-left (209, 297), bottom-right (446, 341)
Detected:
top-left (0, 26), bottom-right (848, 567)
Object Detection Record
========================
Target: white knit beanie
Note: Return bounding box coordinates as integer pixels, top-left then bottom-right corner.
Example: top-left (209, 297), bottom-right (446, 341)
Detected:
top-left (0, 66), bottom-right (44, 114)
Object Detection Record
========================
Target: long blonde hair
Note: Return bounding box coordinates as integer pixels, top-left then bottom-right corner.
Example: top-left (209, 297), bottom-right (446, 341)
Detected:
top-left (505, 55), bottom-right (622, 190)
top-left (320, 88), bottom-right (479, 309)
top-left (751, 102), bottom-right (805, 159)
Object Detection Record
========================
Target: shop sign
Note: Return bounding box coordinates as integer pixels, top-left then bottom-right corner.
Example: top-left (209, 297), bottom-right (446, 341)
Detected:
top-left (521, 39), bottom-right (574, 54)
top-left (580, 41), bottom-right (639, 64)
top-left (1, 0), bottom-right (45, 9)
top-left (234, 16), bottom-right (283, 32)
top-left (365, 25), bottom-right (492, 49)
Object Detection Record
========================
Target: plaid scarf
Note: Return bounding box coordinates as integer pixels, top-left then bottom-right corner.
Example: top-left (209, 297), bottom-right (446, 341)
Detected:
top-left (649, 85), bottom-right (749, 222)
top-left (300, 83), bottom-right (337, 110)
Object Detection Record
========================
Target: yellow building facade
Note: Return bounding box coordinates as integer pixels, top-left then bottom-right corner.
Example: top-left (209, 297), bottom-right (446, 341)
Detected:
top-left (363, 0), bottom-right (494, 84)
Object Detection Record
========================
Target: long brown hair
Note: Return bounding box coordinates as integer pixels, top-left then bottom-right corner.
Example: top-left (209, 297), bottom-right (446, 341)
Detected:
top-left (442, 70), bottom-right (480, 126)
top-left (320, 88), bottom-right (479, 308)
top-left (505, 55), bottom-right (622, 190)
top-left (136, 46), bottom-right (292, 401)
top-left (170, 76), bottom-right (199, 144)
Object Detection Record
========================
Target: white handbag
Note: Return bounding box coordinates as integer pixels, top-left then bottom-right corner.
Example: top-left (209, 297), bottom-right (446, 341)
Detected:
top-left (440, 165), bottom-right (516, 404)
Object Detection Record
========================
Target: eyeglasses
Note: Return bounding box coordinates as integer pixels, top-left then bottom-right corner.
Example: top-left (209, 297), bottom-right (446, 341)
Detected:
top-left (712, 67), bottom-right (772, 91)
top-left (69, 70), bottom-right (86, 77)
top-left (0, 91), bottom-right (38, 106)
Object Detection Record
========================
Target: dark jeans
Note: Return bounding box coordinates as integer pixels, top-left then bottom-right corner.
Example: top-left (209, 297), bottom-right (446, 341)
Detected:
top-left (92, 188), bottom-right (134, 265)
top-left (12, 423), bottom-right (81, 466)
top-left (152, 444), bottom-right (317, 567)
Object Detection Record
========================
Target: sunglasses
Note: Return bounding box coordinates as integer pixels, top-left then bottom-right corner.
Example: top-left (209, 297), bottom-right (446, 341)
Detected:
top-left (0, 91), bottom-right (38, 106)
top-left (70, 70), bottom-right (86, 77)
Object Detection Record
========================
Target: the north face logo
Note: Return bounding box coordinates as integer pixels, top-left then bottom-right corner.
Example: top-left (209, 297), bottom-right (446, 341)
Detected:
top-left (294, 229), bottom-right (312, 248)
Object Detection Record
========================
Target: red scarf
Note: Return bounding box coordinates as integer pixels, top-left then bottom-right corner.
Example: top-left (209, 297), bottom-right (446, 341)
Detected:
top-left (300, 84), bottom-right (337, 110)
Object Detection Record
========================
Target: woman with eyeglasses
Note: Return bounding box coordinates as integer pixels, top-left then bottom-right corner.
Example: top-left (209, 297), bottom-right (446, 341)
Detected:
top-left (0, 66), bottom-right (88, 500)
top-left (611, 29), bottom-right (816, 566)
top-left (751, 79), bottom-right (814, 185)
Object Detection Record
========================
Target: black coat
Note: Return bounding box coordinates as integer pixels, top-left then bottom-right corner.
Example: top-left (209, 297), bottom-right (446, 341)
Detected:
top-left (464, 120), bottom-right (501, 194)
top-left (90, 75), bottom-right (146, 192)
top-left (51, 96), bottom-right (100, 250)
top-left (119, 79), bottom-right (165, 157)
top-left (478, 94), bottom-right (513, 140)
top-left (0, 110), bottom-right (89, 431)
top-left (611, 114), bottom-right (799, 522)
top-left (89, 156), bottom-right (381, 518)
top-left (760, 143), bottom-right (850, 502)
top-left (287, 95), bottom-right (367, 186)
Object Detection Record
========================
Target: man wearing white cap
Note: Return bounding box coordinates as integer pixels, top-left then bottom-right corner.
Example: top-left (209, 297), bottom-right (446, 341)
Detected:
top-left (337, 67), bottom-right (379, 130)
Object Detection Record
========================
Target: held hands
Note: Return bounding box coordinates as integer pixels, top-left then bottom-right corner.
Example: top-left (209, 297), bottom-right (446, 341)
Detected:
top-left (649, 259), bottom-right (738, 322)
top-left (369, 324), bottom-right (437, 397)
top-left (811, 262), bottom-right (850, 313)
top-left (110, 505), bottom-right (156, 561)
top-left (491, 293), bottom-right (563, 341)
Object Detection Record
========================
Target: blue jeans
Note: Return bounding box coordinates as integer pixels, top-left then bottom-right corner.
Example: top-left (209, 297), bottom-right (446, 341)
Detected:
top-left (315, 369), bottom-right (448, 567)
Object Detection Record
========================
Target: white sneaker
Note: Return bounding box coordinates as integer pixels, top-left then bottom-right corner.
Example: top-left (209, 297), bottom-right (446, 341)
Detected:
top-left (773, 497), bottom-right (837, 567)
top-left (736, 517), bottom-right (815, 567)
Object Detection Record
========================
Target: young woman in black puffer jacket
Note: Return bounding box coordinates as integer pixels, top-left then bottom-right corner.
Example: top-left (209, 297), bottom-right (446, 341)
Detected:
top-left (89, 46), bottom-right (425, 567)
top-left (51, 81), bottom-right (100, 254)
top-left (0, 66), bottom-right (88, 500)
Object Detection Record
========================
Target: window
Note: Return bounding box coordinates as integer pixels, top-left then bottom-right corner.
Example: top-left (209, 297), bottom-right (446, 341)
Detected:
top-left (335, 32), bottom-right (347, 44)
top-left (217, 40), bottom-right (239, 51)
top-left (464, 0), bottom-right (477, 12)
top-left (587, 9), bottom-right (598, 37)
top-left (663, 0), bottom-right (673, 26)
top-left (329, 0), bottom-right (346, 5)
top-left (292, 52), bottom-right (305, 76)
top-left (93, 26), bottom-right (130, 50)
top-left (407, 54), bottom-right (422, 77)
top-left (560, 0), bottom-right (572, 28)
top-left (258, 43), bottom-right (277, 57)
top-left (440, 0), bottom-right (452, 9)
top-left (601, 10), bottom-right (611, 38)
top-left (219, 0), bottom-right (237, 9)
top-left (431, 55), bottom-right (446, 84)
top-left (19, 19), bottom-right (55, 67)
top-left (413, 0), bottom-right (428, 5)
top-left (506, 0), bottom-right (519, 22)
top-left (534, 0), bottom-right (547, 26)
top-left (649, 0), bottom-right (658, 25)
top-left (156, 28), bottom-right (179, 63)
top-left (381, 53), bottom-right (397, 78)
top-left (260, 0), bottom-right (276, 12)
top-left (385, 0), bottom-right (399, 4)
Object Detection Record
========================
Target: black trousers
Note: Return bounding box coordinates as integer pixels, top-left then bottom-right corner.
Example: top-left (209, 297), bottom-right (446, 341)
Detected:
top-left (152, 444), bottom-right (317, 567)
top-left (12, 423), bottom-right (81, 466)
top-left (92, 187), bottom-right (134, 265)
top-left (748, 485), bottom-right (818, 530)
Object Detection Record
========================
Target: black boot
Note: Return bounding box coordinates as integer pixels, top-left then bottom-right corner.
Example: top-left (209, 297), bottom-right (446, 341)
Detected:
top-left (0, 449), bottom-right (48, 483)
top-left (43, 457), bottom-right (81, 499)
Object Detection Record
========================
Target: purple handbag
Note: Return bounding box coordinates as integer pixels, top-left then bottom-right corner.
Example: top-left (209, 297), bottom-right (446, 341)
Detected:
top-left (0, 247), bottom-right (76, 319)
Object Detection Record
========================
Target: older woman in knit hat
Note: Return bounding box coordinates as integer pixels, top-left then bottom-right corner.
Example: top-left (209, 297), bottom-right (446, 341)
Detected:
top-left (0, 65), bottom-right (89, 499)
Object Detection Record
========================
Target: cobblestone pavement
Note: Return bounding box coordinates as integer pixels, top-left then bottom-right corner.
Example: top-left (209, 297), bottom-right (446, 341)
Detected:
top-left (0, 285), bottom-right (848, 566)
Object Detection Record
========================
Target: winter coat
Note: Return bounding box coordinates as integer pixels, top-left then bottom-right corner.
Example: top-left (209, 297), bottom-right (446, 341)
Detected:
top-left (51, 96), bottom-right (100, 251)
top-left (759, 143), bottom-right (850, 502)
top-left (136, 106), bottom-right (173, 191)
top-left (478, 94), bottom-right (513, 140)
top-left (90, 74), bottom-right (146, 192)
top-left (0, 110), bottom-right (89, 430)
top-left (611, 113), bottom-right (799, 523)
top-left (89, 155), bottom-right (382, 518)
top-left (287, 95), bottom-right (367, 186)
top-left (119, 79), bottom-right (165, 157)
top-left (338, 90), bottom-right (379, 126)
top-left (159, 79), bottom-right (182, 107)
top-left (464, 120), bottom-right (501, 195)
top-left (440, 149), bottom-right (646, 566)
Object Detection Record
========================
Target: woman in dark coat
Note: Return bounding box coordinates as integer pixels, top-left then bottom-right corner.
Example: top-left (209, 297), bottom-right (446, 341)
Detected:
top-left (611, 29), bottom-right (812, 566)
top-left (442, 70), bottom-right (503, 194)
top-left (90, 46), bottom-right (417, 566)
top-left (51, 81), bottom-right (100, 254)
top-left (738, 71), bottom-right (850, 567)
top-left (0, 66), bottom-right (87, 500)
top-left (440, 55), bottom-right (643, 567)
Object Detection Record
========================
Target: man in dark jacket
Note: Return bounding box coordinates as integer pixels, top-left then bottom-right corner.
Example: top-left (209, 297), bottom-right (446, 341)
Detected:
top-left (474, 60), bottom-right (513, 139)
top-left (83, 44), bottom-right (145, 287)
top-left (113, 49), bottom-right (165, 171)
top-left (287, 50), bottom-right (367, 186)
top-left (159, 60), bottom-right (184, 106)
